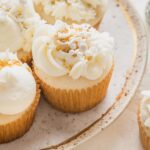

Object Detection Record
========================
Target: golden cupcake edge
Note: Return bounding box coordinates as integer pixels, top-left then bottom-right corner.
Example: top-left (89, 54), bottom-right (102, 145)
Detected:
top-left (17, 50), bottom-right (32, 64)
top-left (138, 103), bottom-right (150, 150)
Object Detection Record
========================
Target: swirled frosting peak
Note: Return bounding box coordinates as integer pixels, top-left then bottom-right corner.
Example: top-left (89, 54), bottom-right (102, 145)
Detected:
top-left (141, 91), bottom-right (150, 128)
top-left (0, 0), bottom-right (44, 53)
top-left (33, 20), bottom-right (114, 80)
top-left (0, 52), bottom-right (36, 115)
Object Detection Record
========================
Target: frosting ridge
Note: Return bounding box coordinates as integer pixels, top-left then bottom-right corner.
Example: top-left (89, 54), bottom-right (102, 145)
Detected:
top-left (33, 20), bottom-right (114, 80)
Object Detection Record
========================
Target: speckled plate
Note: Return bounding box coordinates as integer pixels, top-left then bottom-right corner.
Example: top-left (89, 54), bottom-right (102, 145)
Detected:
top-left (0, 0), bottom-right (148, 150)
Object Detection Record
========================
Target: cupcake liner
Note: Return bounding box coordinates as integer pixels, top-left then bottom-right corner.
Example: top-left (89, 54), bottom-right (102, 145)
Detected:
top-left (93, 19), bottom-right (102, 29)
top-left (91, 8), bottom-right (104, 28)
top-left (35, 4), bottom-right (54, 24)
top-left (34, 65), bottom-right (113, 113)
top-left (138, 107), bottom-right (150, 150)
top-left (0, 78), bottom-right (40, 143)
top-left (17, 50), bottom-right (32, 64)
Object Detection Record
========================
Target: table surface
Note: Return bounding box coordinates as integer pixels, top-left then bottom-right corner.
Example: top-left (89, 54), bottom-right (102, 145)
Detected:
top-left (74, 0), bottom-right (150, 150)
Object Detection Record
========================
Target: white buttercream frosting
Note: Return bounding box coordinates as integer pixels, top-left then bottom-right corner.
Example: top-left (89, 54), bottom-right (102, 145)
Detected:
top-left (141, 91), bottom-right (150, 130)
top-left (0, 0), bottom-right (44, 53)
top-left (33, 0), bottom-right (107, 23)
top-left (32, 20), bottom-right (114, 80)
top-left (0, 52), bottom-right (36, 115)
top-left (0, 10), bottom-right (23, 52)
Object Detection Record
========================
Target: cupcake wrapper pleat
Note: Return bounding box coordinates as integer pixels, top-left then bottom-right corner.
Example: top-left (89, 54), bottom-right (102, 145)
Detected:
top-left (17, 50), bottom-right (32, 64)
top-left (138, 108), bottom-right (150, 150)
top-left (35, 65), bottom-right (113, 113)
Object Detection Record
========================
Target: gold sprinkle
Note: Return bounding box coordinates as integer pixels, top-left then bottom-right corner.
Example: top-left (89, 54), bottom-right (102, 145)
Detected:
top-left (85, 56), bottom-right (92, 61)
top-left (72, 53), bottom-right (77, 57)
top-left (0, 60), bottom-right (21, 69)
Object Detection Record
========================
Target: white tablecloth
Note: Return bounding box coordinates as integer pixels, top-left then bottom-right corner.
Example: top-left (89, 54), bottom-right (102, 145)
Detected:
top-left (75, 1), bottom-right (149, 150)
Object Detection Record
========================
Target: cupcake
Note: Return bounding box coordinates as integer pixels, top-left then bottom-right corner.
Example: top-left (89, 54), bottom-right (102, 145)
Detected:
top-left (0, 51), bottom-right (40, 143)
top-left (138, 91), bottom-right (150, 150)
top-left (0, 0), bottom-right (44, 63)
top-left (33, 20), bottom-right (114, 113)
top-left (33, 0), bottom-right (107, 27)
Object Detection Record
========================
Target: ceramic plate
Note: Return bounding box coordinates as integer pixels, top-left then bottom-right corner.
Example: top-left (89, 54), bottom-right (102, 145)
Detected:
top-left (0, 0), bottom-right (148, 150)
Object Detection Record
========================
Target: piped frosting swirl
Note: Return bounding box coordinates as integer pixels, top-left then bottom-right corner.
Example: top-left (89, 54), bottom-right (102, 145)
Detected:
top-left (32, 20), bottom-right (114, 80)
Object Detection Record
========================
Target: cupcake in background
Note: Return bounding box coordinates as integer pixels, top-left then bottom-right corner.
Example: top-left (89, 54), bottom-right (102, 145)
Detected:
top-left (33, 0), bottom-right (108, 27)
top-left (32, 20), bottom-right (114, 113)
top-left (138, 91), bottom-right (150, 150)
top-left (0, 51), bottom-right (40, 143)
top-left (0, 0), bottom-right (44, 63)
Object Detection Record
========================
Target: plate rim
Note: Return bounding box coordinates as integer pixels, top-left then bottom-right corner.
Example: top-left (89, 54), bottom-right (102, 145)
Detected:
top-left (43, 0), bottom-right (149, 149)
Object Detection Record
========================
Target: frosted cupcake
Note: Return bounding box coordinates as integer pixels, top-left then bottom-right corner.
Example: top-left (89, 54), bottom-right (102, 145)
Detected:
top-left (0, 51), bottom-right (40, 143)
top-left (33, 0), bottom-right (107, 26)
top-left (0, 0), bottom-right (43, 63)
top-left (33, 20), bottom-right (114, 113)
top-left (138, 91), bottom-right (150, 150)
